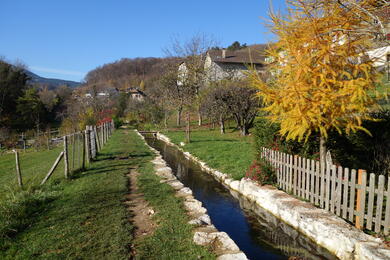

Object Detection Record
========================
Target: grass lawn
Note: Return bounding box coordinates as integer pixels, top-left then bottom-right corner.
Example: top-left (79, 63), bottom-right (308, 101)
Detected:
top-left (136, 162), bottom-right (215, 259)
top-left (0, 146), bottom-right (65, 197)
top-left (0, 129), bottom-right (214, 259)
top-left (0, 130), bottom-right (143, 259)
top-left (0, 134), bottom-right (87, 198)
top-left (163, 128), bottom-right (255, 180)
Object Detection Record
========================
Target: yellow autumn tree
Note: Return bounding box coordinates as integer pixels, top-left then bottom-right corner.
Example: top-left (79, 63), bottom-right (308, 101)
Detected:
top-left (250, 0), bottom-right (379, 166)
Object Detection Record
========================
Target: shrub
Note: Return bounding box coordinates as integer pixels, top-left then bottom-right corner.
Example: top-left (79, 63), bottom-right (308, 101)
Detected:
top-left (245, 159), bottom-right (277, 185)
top-left (253, 117), bottom-right (319, 159)
top-left (112, 116), bottom-right (123, 129)
top-left (254, 109), bottom-right (390, 177)
top-left (327, 109), bottom-right (390, 176)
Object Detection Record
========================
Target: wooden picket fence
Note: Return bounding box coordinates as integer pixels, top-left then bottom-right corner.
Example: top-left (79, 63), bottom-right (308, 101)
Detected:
top-left (261, 147), bottom-right (390, 235)
top-left (13, 120), bottom-right (115, 186)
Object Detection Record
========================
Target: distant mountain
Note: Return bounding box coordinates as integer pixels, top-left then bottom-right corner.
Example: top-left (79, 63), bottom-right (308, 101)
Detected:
top-left (25, 70), bottom-right (82, 89)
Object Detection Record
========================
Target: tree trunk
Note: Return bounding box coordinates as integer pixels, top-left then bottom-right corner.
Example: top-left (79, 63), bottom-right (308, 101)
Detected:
top-left (220, 115), bottom-right (225, 134)
top-left (320, 134), bottom-right (327, 171)
top-left (198, 111), bottom-right (202, 126)
top-left (177, 108), bottom-right (182, 126)
top-left (240, 125), bottom-right (249, 136)
top-left (186, 112), bottom-right (191, 143)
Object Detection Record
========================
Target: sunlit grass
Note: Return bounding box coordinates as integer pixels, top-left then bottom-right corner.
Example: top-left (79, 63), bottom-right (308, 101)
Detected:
top-left (0, 146), bottom-right (64, 197)
top-left (164, 128), bottom-right (255, 180)
top-left (136, 162), bottom-right (215, 259)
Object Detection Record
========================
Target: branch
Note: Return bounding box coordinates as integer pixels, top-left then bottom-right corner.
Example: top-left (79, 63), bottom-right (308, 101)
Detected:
top-left (337, 0), bottom-right (387, 37)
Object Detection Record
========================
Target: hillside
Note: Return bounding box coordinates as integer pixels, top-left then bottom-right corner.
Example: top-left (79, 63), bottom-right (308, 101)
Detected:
top-left (25, 70), bottom-right (81, 89)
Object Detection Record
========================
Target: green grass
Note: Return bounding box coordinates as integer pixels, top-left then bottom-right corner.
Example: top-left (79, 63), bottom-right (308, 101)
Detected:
top-left (0, 130), bottom-right (150, 259)
top-left (135, 162), bottom-right (215, 260)
top-left (164, 128), bottom-right (254, 180)
top-left (0, 129), bottom-right (215, 259)
top-left (0, 134), bottom-right (87, 198)
top-left (0, 146), bottom-right (65, 197)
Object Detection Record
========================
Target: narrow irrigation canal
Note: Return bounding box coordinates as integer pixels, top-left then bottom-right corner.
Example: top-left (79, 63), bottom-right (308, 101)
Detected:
top-left (144, 136), bottom-right (338, 260)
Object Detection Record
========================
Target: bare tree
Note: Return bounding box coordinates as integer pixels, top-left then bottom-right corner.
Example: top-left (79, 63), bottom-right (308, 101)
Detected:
top-left (164, 33), bottom-right (218, 130)
top-left (160, 62), bottom-right (196, 129)
top-left (218, 80), bottom-right (259, 136)
top-left (306, 0), bottom-right (390, 42)
top-left (200, 85), bottom-right (231, 134)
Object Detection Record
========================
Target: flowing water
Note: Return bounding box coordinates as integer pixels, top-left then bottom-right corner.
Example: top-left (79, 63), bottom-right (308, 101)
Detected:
top-left (144, 136), bottom-right (338, 260)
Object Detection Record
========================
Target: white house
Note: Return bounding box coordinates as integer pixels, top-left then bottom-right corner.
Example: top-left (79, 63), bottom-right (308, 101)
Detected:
top-left (366, 5), bottom-right (390, 79)
top-left (124, 87), bottom-right (145, 101)
top-left (177, 44), bottom-right (269, 84)
top-left (204, 44), bottom-right (268, 81)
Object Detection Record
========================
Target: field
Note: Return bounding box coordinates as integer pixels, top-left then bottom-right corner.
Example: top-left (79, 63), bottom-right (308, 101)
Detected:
top-left (0, 146), bottom-right (64, 196)
top-left (163, 128), bottom-right (255, 180)
top-left (0, 129), bottom-right (214, 259)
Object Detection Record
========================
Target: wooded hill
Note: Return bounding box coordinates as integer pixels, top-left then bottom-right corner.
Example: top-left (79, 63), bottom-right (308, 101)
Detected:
top-left (25, 70), bottom-right (81, 90)
top-left (84, 57), bottom-right (179, 90)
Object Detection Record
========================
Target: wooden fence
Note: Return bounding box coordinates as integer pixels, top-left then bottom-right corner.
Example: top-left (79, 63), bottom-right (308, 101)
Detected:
top-left (261, 147), bottom-right (390, 235)
top-left (13, 120), bottom-right (115, 186)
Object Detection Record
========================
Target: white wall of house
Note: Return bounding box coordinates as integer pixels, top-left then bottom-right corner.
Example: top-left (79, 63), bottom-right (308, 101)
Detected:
top-left (367, 46), bottom-right (390, 67)
top-left (204, 54), bottom-right (249, 81)
top-left (177, 63), bottom-right (188, 86)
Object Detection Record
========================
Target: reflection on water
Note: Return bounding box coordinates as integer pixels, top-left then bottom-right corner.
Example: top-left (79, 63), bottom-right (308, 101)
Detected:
top-left (145, 136), bottom-right (338, 260)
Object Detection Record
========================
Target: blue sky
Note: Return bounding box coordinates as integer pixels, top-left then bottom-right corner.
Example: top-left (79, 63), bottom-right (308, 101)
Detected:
top-left (0, 0), bottom-right (286, 82)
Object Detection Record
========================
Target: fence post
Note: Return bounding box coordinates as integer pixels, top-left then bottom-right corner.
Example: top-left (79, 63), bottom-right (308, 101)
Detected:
top-left (293, 156), bottom-right (298, 195)
top-left (101, 124), bottom-right (105, 145)
top-left (41, 151), bottom-right (64, 185)
top-left (82, 131), bottom-right (86, 169)
top-left (71, 134), bottom-right (76, 171)
top-left (105, 122), bottom-right (108, 143)
top-left (95, 126), bottom-right (101, 152)
top-left (356, 169), bottom-right (367, 229)
top-left (107, 122), bottom-right (109, 140)
top-left (100, 124), bottom-right (104, 147)
top-left (13, 150), bottom-right (23, 187)
top-left (64, 135), bottom-right (69, 178)
top-left (104, 123), bottom-right (107, 143)
top-left (85, 129), bottom-right (90, 166)
top-left (90, 126), bottom-right (96, 159)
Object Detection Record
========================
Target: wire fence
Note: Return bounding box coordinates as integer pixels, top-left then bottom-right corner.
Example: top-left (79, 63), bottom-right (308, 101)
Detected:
top-left (0, 128), bottom-right (64, 152)
top-left (1, 120), bottom-right (115, 194)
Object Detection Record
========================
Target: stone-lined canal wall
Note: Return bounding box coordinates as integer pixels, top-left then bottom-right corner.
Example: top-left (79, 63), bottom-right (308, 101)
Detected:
top-left (136, 131), bottom-right (248, 260)
top-left (156, 132), bottom-right (390, 260)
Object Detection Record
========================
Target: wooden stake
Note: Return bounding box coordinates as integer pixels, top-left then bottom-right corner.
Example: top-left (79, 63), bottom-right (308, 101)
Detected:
top-left (72, 134), bottom-right (76, 171)
top-left (13, 150), bottom-right (23, 187)
top-left (82, 131), bottom-right (86, 169)
top-left (64, 136), bottom-right (69, 178)
top-left (356, 169), bottom-right (366, 229)
top-left (85, 129), bottom-right (90, 165)
top-left (95, 126), bottom-right (101, 152)
top-left (76, 133), bottom-right (80, 170)
top-left (100, 125), bottom-right (104, 146)
top-left (41, 151), bottom-right (64, 185)
top-left (102, 124), bottom-right (105, 145)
